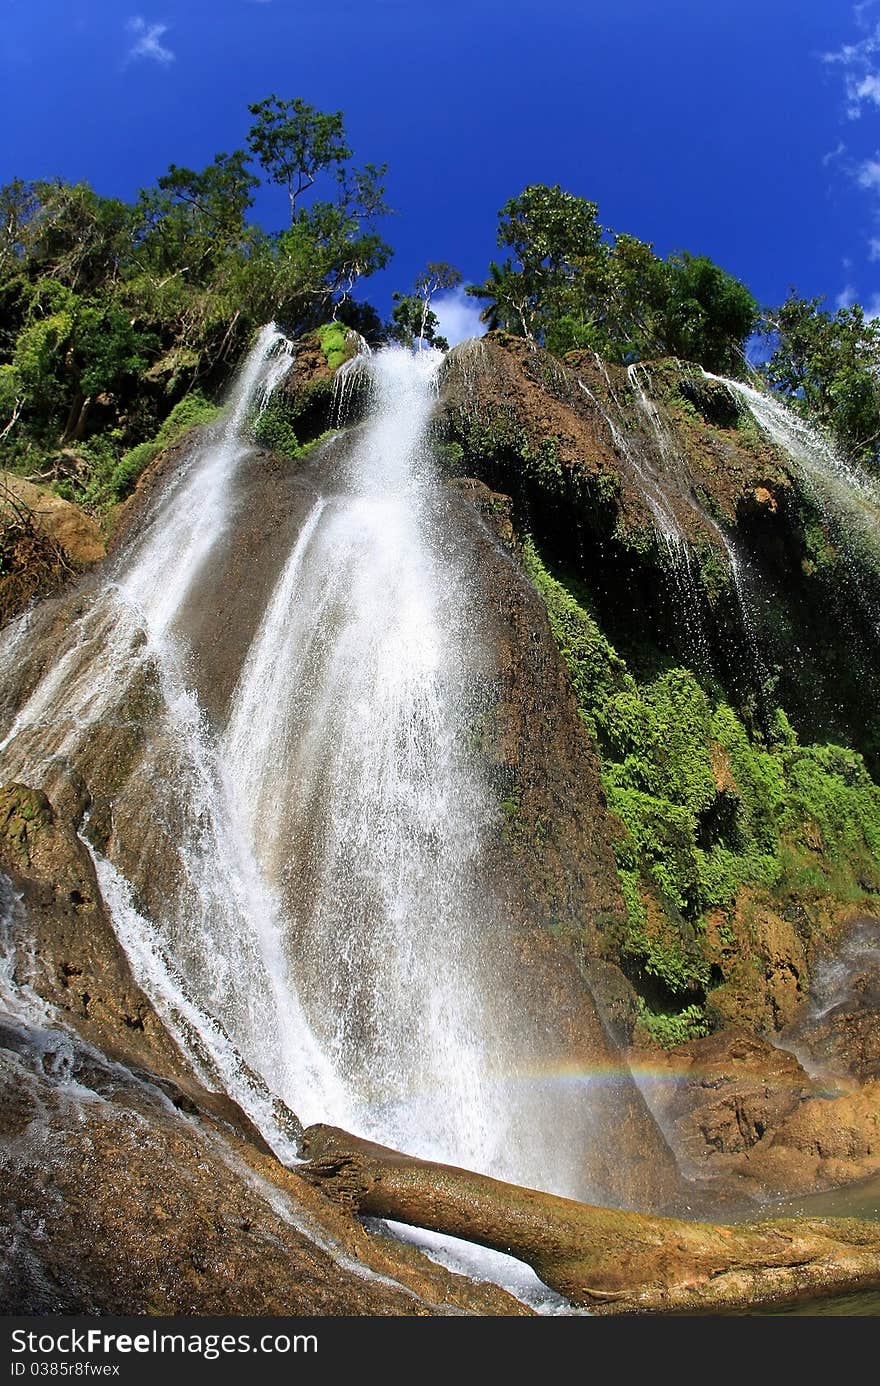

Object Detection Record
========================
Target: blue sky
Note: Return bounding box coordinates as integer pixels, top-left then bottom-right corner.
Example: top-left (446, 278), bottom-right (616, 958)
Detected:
top-left (3, 1), bottom-right (880, 343)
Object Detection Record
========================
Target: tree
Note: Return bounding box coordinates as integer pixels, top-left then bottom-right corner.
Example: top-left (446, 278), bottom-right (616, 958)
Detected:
top-left (388, 293), bottom-right (448, 350)
top-left (246, 96), bottom-right (351, 223)
top-left (469, 184), bottom-right (757, 374)
top-left (0, 95), bottom-right (393, 485)
top-left (387, 262), bottom-right (463, 349)
top-left (655, 253), bottom-right (758, 376)
top-left (413, 261), bottom-right (462, 342)
top-left (157, 151), bottom-right (258, 252)
top-left (762, 294), bottom-right (880, 467)
top-left (468, 184), bottom-right (607, 344)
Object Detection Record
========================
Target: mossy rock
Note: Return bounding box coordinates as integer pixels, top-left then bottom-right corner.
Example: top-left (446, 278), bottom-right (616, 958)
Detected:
top-left (0, 783), bottom-right (54, 865)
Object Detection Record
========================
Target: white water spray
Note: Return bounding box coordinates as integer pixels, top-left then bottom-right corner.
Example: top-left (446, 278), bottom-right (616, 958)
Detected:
top-left (0, 325), bottom-right (343, 1151)
top-left (706, 372), bottom-right (880, 637)
top-left (223, 347), bottom-right (516, 1171)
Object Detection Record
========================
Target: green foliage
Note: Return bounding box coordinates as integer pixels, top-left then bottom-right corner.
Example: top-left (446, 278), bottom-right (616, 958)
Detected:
top-left (520, 536), bottom-right (631, 726)
top-left (316, 321), bottom-right (349, 370)
top-left (93, 392), bottom-right (221, 504)
top-left (524, 536), bottom-right (880, 1018)
top-left (155, 392), bottom-right (222, 447)
top-left (637, 1001), bottom-right (710, 1048)
top-left (246, 96), bottom-right (351, 220)
top-left (761, 294), bottom-right (880, 468)
top-left (468, 183), bottom-right (757, 374)
top-left (0, 363), bottom-right (20, 418)
top-left (107, 441), bottom-right (158, 500)
top-left (0, 96), bottom-right (391, 479)
top-left (253, 400), bottom-right (300, 459)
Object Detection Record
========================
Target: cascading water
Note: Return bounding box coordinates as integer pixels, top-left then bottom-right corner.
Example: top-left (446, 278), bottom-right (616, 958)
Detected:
top-left (0, 330), bottom-right (634, 1220)
top-left (624, 362), bottom-right (766, 683)
top-left (0, 324), bottom-right (345, 1154)
top-left (704, 372), bottom-right (880, 638)
top-left (226, 348), bottom-right (505, 1167)
top-left (221, 347), bottom-right (603, 1194)
top-left (577, 361), bottom-right (717, 671)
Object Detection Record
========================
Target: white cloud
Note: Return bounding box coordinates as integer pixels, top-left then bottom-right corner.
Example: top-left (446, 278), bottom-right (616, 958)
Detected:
top-left (835, 284), bottom-right (858, 309)
top-left (823, 16), bottom-right (880, 117)
top-left (857, 155), bottom-right (880, 188)
top-left (126, 17), bottom-right (174, 65)
top-left (855, 71), bottom-right (880, 107)
top-left (432, 288), bottom-right (485, 347)
top-left (822, 140), bottom-right (847, 166)
top-left (868, 237), bottom-right (880, 259)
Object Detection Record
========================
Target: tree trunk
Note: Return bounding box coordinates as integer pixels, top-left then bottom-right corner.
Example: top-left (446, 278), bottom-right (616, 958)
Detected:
top-left (61, 392), bottom-right (91, 445)
top-left (296, 1123), bottom-right (880, 1314)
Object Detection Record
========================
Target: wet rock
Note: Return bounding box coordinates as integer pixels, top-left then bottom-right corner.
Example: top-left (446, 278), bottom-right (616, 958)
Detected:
top-left (742, 1081), bottom-right (880, 1198)
top-left (0, 1018), bottom-right (530, 1316)
top-left (0, 782), bottom-right (184, 1083)
top-left (783, 919), bottom-right (880, 1085)
top-left (635, 1030), bottom-right (811, 1177)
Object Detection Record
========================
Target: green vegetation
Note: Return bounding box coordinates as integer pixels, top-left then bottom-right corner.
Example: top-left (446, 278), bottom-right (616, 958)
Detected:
top-left (467, 184), bottom-right (758, 374)
top-left (86, 392), bottom-right (222, 509)
top-left (523, 537), bottom-right (880, 1034)
top-left (316, 321), bottom-right (350, 370)
top-left (388, 262), bottom-right (462, 350)
top-left (761, 294), bottom-right (880, 472)
top-left (0, 98), bottom-right (392, 507)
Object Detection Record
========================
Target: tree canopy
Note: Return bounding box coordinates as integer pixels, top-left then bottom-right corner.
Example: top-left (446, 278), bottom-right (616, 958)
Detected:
top-left (387, 262), bottom-right (462, 350)
top-left (760, 294), bottom-right (880, 469)
top-left (0, 97), bottom-right (392, 493)
top-left (467, 183), bottom-right (758, 376)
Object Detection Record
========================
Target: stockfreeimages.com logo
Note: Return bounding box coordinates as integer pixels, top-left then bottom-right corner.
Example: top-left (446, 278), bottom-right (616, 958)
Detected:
top-left (10, 1329), bottom-right (317, 1368)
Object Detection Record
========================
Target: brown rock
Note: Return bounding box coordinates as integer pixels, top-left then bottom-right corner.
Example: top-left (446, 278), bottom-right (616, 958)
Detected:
top-left (634, 1030), bottom-right (811, 1179)
top-left (0, 472), bottom-right (104, 567)
top-left (0, 1019), bottom-right (529, 1316)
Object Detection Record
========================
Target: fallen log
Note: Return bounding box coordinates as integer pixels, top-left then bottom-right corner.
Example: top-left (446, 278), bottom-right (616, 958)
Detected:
top-left (296, 1123), bottom-right (880, 1314)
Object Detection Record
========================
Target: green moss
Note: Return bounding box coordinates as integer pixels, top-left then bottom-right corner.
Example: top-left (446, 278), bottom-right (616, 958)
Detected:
top-left (253, 402), bottom-right (299, 460)
top-left (296, 429), bottom-right (338, 459)
top-left (155, 393), bottom-right (221, 448)
top-left (523, 533), bottom-right (880, 1022)
top-left (317, 322), bottom-right (350, 371)
top-left (107, 441), bottom-right (158, 499)
top-left (519, 435), bottom-right (566, 495)
top-left (94, 392), bottom-right (221, 504)
top-left (434, 440), bottom-right (464, 475)
top-left (521, 536), bottom-right (631, 730)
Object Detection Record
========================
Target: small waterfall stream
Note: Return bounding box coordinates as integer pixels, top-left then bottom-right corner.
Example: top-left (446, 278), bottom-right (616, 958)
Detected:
top-left (704, 372), bottom-right (880, 640)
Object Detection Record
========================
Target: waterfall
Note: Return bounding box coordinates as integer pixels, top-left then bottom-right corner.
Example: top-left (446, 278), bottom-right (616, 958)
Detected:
top-left (577, 361), bottom-right (715, 673)
top-left (221, 347), bottom-right (523, 1173)
top-left (624, 363), bottom-right (765, 681)
top-left (0, 324), bottom-right (345, 1155)
top-left (0, 333), bottom-right (621, 1203)
top-left (121, 322), bottom-right (294, 636)
top-left (704, 373), bottom-right (880, 638)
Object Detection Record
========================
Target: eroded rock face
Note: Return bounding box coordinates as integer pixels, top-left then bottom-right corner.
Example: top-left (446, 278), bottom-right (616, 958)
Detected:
top-left (0, 1016), bottom-right (530, 1316)
top-left (634, 1025), bottom-right (880, 1202)
top-left (635, 1031), bottom-right (810, 1176)
top-left (0, 783), bottom-right (181, 1082)
top-left (0, 473), bottom-right (105, 569)
top-left (747, 1082), bottom-right (880, 1197)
